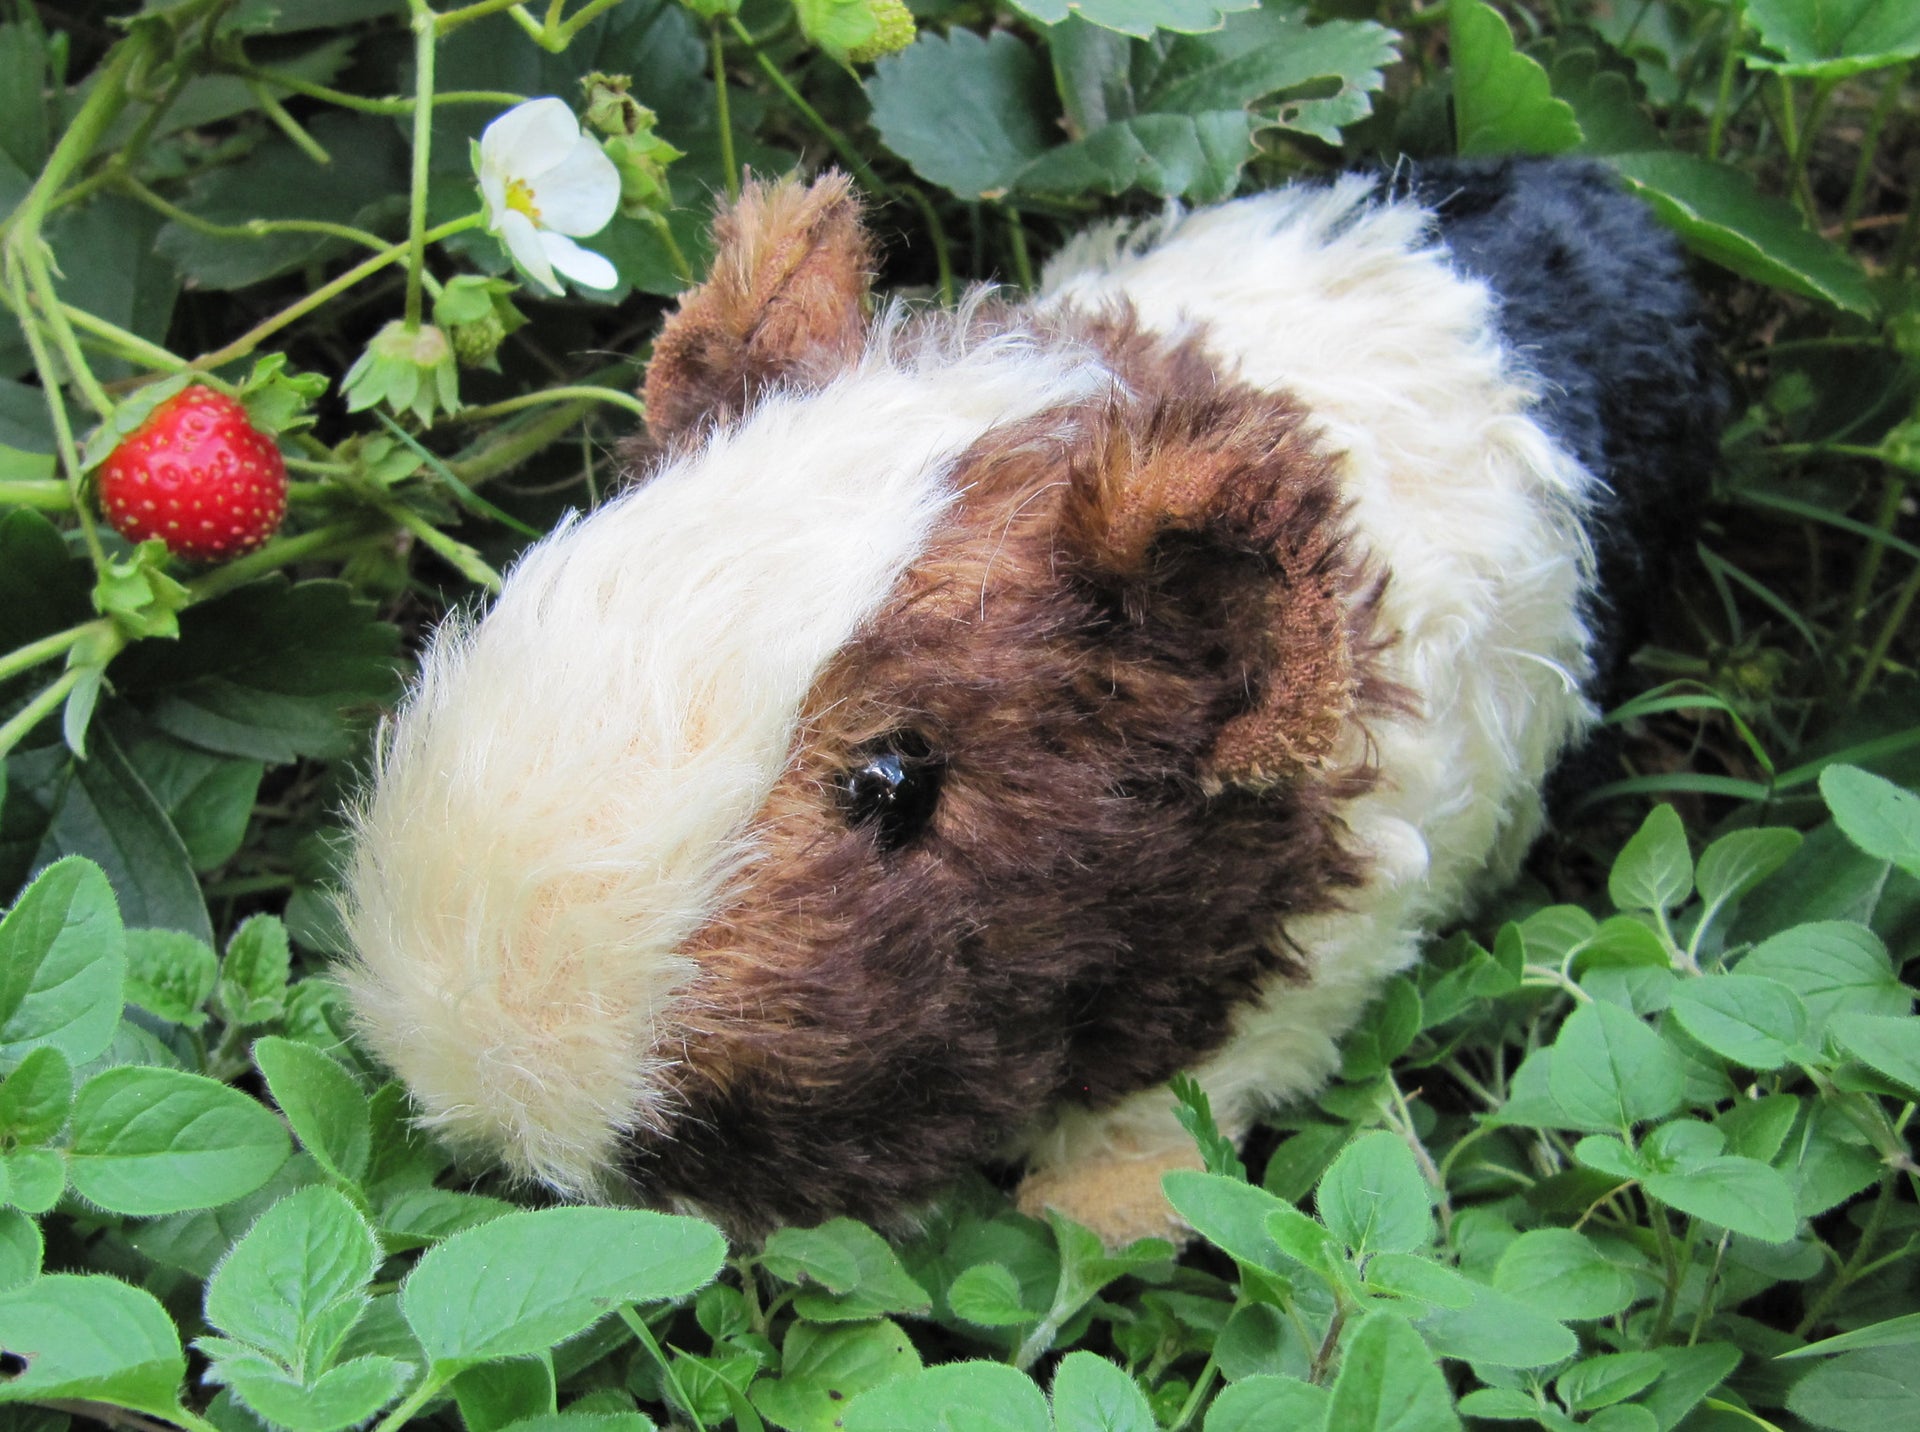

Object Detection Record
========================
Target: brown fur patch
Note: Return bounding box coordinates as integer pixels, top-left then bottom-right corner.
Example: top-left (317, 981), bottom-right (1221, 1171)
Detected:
top-left (615, 324), bottom-right (1398, 1233)
top-left (638, 172), bottom-right (873, 450)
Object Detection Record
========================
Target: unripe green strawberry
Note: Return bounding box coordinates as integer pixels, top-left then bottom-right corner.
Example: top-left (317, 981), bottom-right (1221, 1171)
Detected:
top-left (847, 0), bottom-right (914, 62)
top-left (96, 387), bottom-right (287, 562)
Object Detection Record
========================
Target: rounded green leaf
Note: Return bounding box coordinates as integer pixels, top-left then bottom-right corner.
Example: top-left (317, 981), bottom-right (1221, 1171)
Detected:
top-left (1739, 922), bottom-right (1910, 1034)
top-left (1417, 1283), bottom-right (1577, 1369)
top-left (1831, 1012), bottom-right (1920, 1094)
top-left (253, 1035), bottom-right (372, 1186)
top-left (1205, 1374), bottom-right (1329, 1432)
top-left (0, 1273), bottom-right (185, 1416)
top-left (0, 1207), bottom-right (42, 1291)
top-left (1325, 1310), bottom-right (1460, 1432)
top-left (0, 1045), bottom-right (73, 1145)
top-left (1786, 1347), bottom-right (1920, 1432)
top-left (0, 856), bottom-right (126, 1072)
top-left (1607, 804), bottom-right (1693, 914)
top-left (124, 928), bottom-right (219, 1027)
top-left (842, 1361), bottom-right (1050, 1432)
top-left (1747, 0), bottom-right (1920, 80)
top-left (948, 1262), bottom-right (1031, 1327)
top-left (749, 1318), bottom-right (921, 1432)
top-left (1694, 828), bottom-right (1803, 912)
top-left (1316, 1131), bottom-right (1432, 1256)
top-left (1549, 1001), bottom-right (1685, 1132)
top-left (1050, 1350), bottom-right (1154, 1432)
top-left (68, 1066), bottom-right (291, 1215)
top-left (401, 1207), bottom-right (725, 1367)
top-left (1450, 0), bottom-right (1582, 157)
top-left (205, 1185), bottom-right (378, 1370)
top-left (1668, 975), bottom-right (1810, 1070)
top-left (1643, 1155), bottom-right (1798, 1242)
top-left (1556, 1351), bottom-right (1664, 1412)
top-left (1161, 1170), bottom-right (1288, 1270)
top-left (1492, 1229), bottom-right (1638, 1321)
top-left (223, 1354), bottom-right (411, 1432)
top-left (867, 31), bottom-right (1051, 200)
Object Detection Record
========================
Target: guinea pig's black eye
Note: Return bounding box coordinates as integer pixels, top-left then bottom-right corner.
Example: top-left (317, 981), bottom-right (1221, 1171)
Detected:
top-left (837, 732), bottom-right (944, 851)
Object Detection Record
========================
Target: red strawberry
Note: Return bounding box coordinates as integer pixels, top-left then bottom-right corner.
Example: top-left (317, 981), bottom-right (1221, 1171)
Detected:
top-left (97, 386), bottom-right (288, 562)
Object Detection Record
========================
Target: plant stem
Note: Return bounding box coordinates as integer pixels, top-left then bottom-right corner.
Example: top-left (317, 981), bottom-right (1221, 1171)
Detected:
top-left (0, 668), bottom-right (82, 761)
top-left (233, 63), bottom-right (525, 115)
top-left (1839, 64), bottom-right (1908, 237)
top-left (380, 499), bottom-right (503, 591)
top-left (712, 21), bottom-right (739, 202)
top-left (1794, 1174), bottom-right (1895, 1336)
top-left (0, 479), bottom-right (71, 510)
top-left (368, 1372), bottom-right (448, 1432)
top-left (1167, 1356), bottom-right (1219, 1431)
top-left (434, 0), bottom-right (535, 35)
top-left (58, 298), bottom-right (190, 373)
top-left (453, 384), bottom-right (647, 423)
top-left (1851, 550), bottom-right (1920, 705)
top-left (618, 1307), bottom-right (709, 1432)
top-left (248, 77), bottom-right (333, 164)
top-left (0, 29), bottom-right (154, 246)
top-left (0, 621), bottom-right (107, 687)
top-left (5, 265), bottom-right (109, 573)
top-left (904, 186), bottom-right (954, 306)
top-left (404, 0), bottom-right (438, 330)
top-left (1706, 1), bottom-right (1744, 161)
top-left (448, 396), bottom-right (599, 486)
top-left (728, 17), bottom-right (891, 199)
top-left (118, 172), bottom-right (390, 254)
top-left (1003, 205), bottom-right (1035, 291)
top-left (551, 0), bottom-right (628, 46)
top-left (186, 520), bottom-right (378, 602)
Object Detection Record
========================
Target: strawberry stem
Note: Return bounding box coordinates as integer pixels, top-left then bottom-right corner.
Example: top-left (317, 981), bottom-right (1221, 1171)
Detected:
top-left (404, 0), bottom-right (439, 331)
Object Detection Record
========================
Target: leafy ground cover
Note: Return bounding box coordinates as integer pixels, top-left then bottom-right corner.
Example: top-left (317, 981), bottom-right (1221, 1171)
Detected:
top-left (1, 0), bottom-right (1917, 1429)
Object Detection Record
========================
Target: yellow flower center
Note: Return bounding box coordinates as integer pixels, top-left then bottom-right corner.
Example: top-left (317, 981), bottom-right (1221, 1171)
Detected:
top-left (505, 177), bottom-right (542, 225)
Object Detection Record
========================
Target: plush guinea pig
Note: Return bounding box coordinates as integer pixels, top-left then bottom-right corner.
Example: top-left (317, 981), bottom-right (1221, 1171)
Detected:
top-left (340, 158), bottom-right (1719, 1246)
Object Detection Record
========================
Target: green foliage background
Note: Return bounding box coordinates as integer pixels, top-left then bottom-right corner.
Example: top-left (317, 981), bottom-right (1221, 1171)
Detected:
top-left (0, 0), bottom-right (1917, 1429)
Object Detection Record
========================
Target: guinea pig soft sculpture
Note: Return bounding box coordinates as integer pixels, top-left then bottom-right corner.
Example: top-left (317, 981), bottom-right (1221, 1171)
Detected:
top-left (340, 157), bottom-right (1719, 1246)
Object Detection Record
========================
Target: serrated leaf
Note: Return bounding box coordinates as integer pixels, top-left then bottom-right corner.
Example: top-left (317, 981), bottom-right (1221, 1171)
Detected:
top-left (947, 1262), bottom-right (1032, 1327)
top-left (1820, 765), bottom-right (1920, 879)
top-left (785, 1219), bottom-right (932, 1322)
top-left (749, 1318), bottom-right (920, 1432)
top-left (117, 728), bottom-right (263, 874)
top-left (1162, 1170), bottom-right (1288, 1270)
top-left (1326, 1310), bottom-right (1460, 1431)
top-left (68, 1066), bottom-right (291, 1215)
top-left (1746, 0), bottom-right (1920, 79)
top-left (1608, 804), bottom-right (1693, 914)
top-left (1049, 1350), bottom-right (1154, 1432)
top-left (1668, 975), bottom-right (1810, 1070)
top-left (1607, 151), bottom-right (1874, 315)
top-left (124, 928), bottom-right (218, 1027)
top-left (401, 1208), bottom-right (724, 1368)
top-left (1018, 112), bottom-right (1257, 204)
top-left (219, 914), bottom-right (291, 1026)
top-left (0, 1046), bottom-right (72, 1144)
top-left (1829, 1012), bottom-right (1920, 1094)
top-left (1451, 0), bottom-right (1583, 156)
top-left (842, 1361), bottom-right (1050, 1432)
top-left (1640, 1343), bottom-right (1739, 1431)
top-left (1738, 922), bottom-right (1910, 1035)
top-left (1643, 1155), bottom-right (1797, 1242)
top-left (867, 31), bottom-right (1053, 199)
top-left (0, 1274), bottom-right (186, 1417)
top-left (1493, 1229), bottom-right (1639, 1320)
top-left (254, 1036), bottom-right (371, 1187)
top-left (1316, 1131), bottom-right (1432, 1256)
top-left (1550, 1000), bottom-right (1685, 1132)
top-left (204, 1186), bottom-right (378, 1375)
top-left (1694, 827), bottom-right (1804, 912)
top-left (1007, 0), bottom-right (1256, 40)
top-left (0, 856), bottom-right (125, 1072)
top-left (219, 1354), bottom-right (411, 1432)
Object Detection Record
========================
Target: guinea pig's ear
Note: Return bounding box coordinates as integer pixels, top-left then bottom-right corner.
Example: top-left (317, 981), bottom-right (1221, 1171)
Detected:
top-left (641, 171), bottom-right (874, 446)
top-left (1062, 392), bottom-right (1383, 792)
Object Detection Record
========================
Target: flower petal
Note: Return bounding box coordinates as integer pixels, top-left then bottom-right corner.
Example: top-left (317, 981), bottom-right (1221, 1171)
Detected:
top-left (540, 232), bottom-right (619, 291)
top-left (479, 169), bottom-right (509, 226)
top-left (498, 208), bottom-right (562, 295)
top-left (479, 98), bottom-right (582, 181)
top-left (529, 137), bottom-right (622, 236)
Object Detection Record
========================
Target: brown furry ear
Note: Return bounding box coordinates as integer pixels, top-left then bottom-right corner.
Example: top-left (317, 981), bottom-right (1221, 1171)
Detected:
top-left (641, 171), bottom-right (874, 446)
top-left (1063, 386), bottom-right (1381, 791)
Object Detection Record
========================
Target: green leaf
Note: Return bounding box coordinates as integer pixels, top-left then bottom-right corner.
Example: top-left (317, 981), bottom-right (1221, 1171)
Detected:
top-left (1668, 975), bottom-right (1811, 1070)
top-left (1643, 1155), bottom-right (1797, 1242)
top-left (67, 1066), bottom-right (291, 1215)
top-left (1262, 1123), bottom-right (1349, 1203)
top-left (204, 1185), bottom-right (379, 1373)
top-left (1315, 1130), bottom-right (1432, 1256)
top-left (1265, 1201), bottom-right (1342, 1272)
top-left (114, 578), bottom-right (400, 764)
top-left (1694, 827), bottom-right (1804, 912)
top-left (1606, 151), bottom-right (1874, 315)
top-left (1006, 0), bottom-right (1256, 40)
top-left (1745, 0), bottom-right (1920, 78)
top-left (498, 1417), bottom-right (654, 1432)
top-left (0, 856), bottom-right (125, 1072)
top-left (1820, 765), bottom-right (1920, 879)
top-left (866, 30), bottom-right (1053, 199)
top-left (218, 1355), bottom-right (411, 1432)
top-left (1170, 1072), bottom-right (1245, 1180)
top-left (117, 727), bottom-right (263, 874)
top-left (791, 0), bottom-right (878, 63)
top-left (1608, 804), bottom-right (1693, 914)
top-left (1016, 113), bottom-right (1257, 204)
top-left (1450, 0), bottom-right (1583, 156)
top-left (1325, 1310), bottom-right (1460, 1432)
top-left (1785, 1347), bottom-right (1920, 1432)
top-left (1716, 1093), bottom-right (1799, 1162)
top-left (749, 1318), bottom-right (921, 1432)
top-left (0, 1274), bottom-right (187, 1416)
top-left (1213, 1302), bottom-right (1303, 1381)
top-left (0, 1207), bottom-right (41, 1290)
top-left (3, 1147), bottom-right (65, 1212)
top-left (1640, 1343), bottom-right (1739, 1431)
top-left (841, 1361), bottom-right (1050, 1432)
top-left (1829, 1012), bottom-right (1920, 1094)
top-left (124, 929), bottom-right (218, 1028)
top-left (1492, 1229), bottom-right (1638, 1320)
top-left (1416, 1282), bottom-right (1578, 1369)
top-left (1781, 1311), bottom-right (1920, 1359)
top-left (401, 1207), bottom-right (725, 1368)
top-left (1549, 1000), bottom-right (1685, 1132)
top-left (1341, 978), bottom-right (1422, 1080)
top-left (451, 1357), bottom-right (555, 1432)
top-left (10, 731), bottom-right (213, 944)
top-left (218, 914), bottom-right (292, 1027)
top-left (253, 1036), bottom-right (371, 1187)
top-left (948, 1262), bottom-right (1033, 1327)
top-left (785, 1219), bottom-right (933, 1322)
top-left (1203, 1376), bottom-right (1328, 1432)
top-left (0, 1045), bottom-right (71, 1144)
top-left (377, 1188), bottom-right (516, 1251)
top-left (1738, 922), bottom-right (1910, 1035)
top-left (1049, 1350), bottom-right (1154, 1432)
top-left (1162, 1170), bottom-right (1288, 1270)
top-left (1556, 1351), bottom-right (1665, 1412)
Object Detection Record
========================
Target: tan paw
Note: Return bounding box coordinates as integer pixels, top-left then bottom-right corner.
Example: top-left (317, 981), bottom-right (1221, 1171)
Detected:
top-left (1015, 1143), bottom-right (1203, 1248)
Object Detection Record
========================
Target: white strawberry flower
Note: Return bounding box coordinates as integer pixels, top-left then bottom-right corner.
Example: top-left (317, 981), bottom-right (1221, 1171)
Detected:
top-left (477, 98), bottom-right (621, 296)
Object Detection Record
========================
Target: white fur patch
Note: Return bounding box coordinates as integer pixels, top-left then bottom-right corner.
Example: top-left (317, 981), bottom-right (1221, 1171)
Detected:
top-left (1024, 177), bottom-right (1601, 1172)
top-left (340, 324), bottom-right (1108, 1194)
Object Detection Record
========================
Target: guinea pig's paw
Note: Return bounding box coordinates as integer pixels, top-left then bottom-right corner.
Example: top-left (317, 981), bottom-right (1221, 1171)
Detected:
top-left (1015, 1142), bottom-right (1203, 1250)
